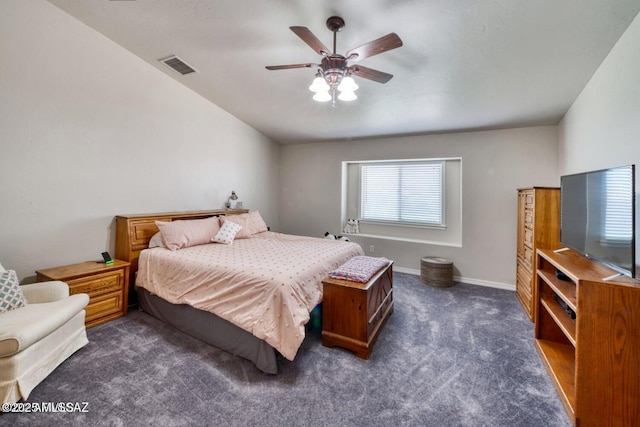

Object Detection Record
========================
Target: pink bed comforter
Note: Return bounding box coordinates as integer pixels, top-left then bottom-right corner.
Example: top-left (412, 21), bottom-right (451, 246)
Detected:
top-left (135, 231), bottom-right (364, 360)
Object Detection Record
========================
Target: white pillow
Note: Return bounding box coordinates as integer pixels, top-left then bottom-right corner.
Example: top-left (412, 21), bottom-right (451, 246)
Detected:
top-left (211, 221), bottom-right (243, 245)
top-left (148, 232), bottom-right (166, 248)
top-left (0, 262), bottom-right (5, 273)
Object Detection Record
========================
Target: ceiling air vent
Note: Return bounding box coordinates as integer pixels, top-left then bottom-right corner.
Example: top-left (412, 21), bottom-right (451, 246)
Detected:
top-left (159, 55), bottom-right (197, 75)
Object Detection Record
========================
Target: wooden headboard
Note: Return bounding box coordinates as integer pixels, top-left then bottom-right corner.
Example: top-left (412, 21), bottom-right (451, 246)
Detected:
top-left (115, 209), bottom-right (248, 287)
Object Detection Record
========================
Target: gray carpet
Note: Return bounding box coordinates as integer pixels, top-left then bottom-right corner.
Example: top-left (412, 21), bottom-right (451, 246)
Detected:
top-left (4, 273), bottom-right (570, 426)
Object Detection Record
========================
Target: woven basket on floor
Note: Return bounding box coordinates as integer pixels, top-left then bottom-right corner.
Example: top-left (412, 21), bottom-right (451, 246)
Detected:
top-left (420, 257), bottom-right (454, 287)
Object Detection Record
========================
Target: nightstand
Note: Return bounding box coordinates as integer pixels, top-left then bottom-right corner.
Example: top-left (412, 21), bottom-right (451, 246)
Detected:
top-left (36, 260), bottom-right (130, 328)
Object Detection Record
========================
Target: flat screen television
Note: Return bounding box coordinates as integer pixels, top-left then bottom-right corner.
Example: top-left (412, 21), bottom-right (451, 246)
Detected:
top-left (560, 164), bottom-right (636, 278)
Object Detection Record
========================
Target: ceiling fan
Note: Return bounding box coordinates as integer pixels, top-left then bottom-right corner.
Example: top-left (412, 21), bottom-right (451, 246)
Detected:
top-left (265, 16), bottom-right (403, 104)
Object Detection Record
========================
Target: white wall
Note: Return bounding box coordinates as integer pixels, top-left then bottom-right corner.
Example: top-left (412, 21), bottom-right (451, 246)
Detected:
top-left (0, 0), bottom-right (280, 281)
top-left (558, 11), bottom-right (640, 277)
top-left (558, 12), bottom-right (640, 174)
top-left (280, 127), bottom-right (558, 288)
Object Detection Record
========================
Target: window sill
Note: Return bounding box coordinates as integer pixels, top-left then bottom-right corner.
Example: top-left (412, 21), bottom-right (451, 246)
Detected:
top-left (358, 220), bottom-right (446, 230)
top-left (344, 233), bottom-right (462, 247)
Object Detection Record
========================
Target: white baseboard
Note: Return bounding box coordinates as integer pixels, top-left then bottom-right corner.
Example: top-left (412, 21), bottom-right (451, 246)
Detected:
top-left (393, 266), bottom-right (516, 291)
top-left (393, 266), bottom-right (421, 275)
top-left (454, 277), bottom-right (516, 291)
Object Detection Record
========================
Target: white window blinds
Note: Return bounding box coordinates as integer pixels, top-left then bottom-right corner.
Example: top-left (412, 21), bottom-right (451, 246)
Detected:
top-left (604, 167), bottom-right (634, 241)
top-left (360, 161), bottom-right (444, 226)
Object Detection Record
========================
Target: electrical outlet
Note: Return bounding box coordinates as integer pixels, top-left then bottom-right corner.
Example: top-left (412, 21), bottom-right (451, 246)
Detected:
top-left (369, 245), bottom-right (375, 253)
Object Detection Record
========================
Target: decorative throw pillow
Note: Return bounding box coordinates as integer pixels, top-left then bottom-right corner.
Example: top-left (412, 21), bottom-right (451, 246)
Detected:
top-left (220, 211), bottom-right (268, 239)
top-left (156, 216), bottom-right (221, 251)
top-left (0, 270), bottom-right (28, 314)
top-left (211, 220), bottom-right (243, 245)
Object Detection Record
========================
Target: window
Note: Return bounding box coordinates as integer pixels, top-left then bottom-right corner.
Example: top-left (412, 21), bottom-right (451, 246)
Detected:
top-left (604, 167), bottom-right (633, 241)
top-left (342, 157), bottom-right (461, 246)
top-left (360, 161), bottom-right (444, 227)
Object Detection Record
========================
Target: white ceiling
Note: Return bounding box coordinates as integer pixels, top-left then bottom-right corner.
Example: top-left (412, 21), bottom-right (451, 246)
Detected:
top-left (48, 0), bottom-right (640, 144)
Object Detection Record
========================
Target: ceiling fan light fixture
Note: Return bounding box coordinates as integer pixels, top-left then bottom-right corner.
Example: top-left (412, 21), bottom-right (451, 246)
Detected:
top-left (337, 76), bottom-right (358, 92)
top-left (266, 16), bottom-right (403, 106)
top-left (338, 90), bottom-right (357, 101)
top-left (313, 90), bottom-right (332, 102)
top-left (309, 76), bottom-right (330, 92)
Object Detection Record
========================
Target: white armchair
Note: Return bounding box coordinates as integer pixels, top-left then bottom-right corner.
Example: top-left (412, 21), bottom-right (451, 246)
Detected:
top-left (0, 280), bottom-right (89, 404)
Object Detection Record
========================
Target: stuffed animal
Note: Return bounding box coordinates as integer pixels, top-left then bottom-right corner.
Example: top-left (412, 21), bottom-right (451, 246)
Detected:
top-left (343, 219), bottom-right (360, 234)
top-left (324, 232), bottom-right (350, 242)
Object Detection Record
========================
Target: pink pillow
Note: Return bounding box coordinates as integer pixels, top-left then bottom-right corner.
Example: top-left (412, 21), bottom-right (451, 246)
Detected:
top-left (155, 216), bottom-right (221, 251)
top-left (220, 211), bottom-right (268, 239)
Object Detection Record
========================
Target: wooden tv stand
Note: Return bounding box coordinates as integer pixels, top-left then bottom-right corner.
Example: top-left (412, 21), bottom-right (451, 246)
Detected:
top-left (535, 248), bottom-right (640, 425)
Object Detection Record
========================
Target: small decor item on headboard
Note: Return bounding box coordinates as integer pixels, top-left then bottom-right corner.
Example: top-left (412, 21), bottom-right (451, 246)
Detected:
top-left (226, 190), bottom-right (239, 209)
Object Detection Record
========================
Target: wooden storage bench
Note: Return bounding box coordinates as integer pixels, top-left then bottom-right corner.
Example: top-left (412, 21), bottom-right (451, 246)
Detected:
top-left (321, 261), bottom-right (393, 359)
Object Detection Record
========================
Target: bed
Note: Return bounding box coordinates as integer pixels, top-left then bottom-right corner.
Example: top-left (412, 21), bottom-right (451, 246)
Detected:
top-left (114, 210), bottom-right (363, 373)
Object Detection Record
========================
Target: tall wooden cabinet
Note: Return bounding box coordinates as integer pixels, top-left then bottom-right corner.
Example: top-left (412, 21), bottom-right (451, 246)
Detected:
top-left (535, 248), bottom-right (640, 425)
top-left (516, 187), bottom-right (561, 321)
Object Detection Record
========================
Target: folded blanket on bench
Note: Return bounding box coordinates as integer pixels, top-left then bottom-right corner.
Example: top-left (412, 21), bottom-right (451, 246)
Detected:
top-left (329, 256), bottom-right (392, 283)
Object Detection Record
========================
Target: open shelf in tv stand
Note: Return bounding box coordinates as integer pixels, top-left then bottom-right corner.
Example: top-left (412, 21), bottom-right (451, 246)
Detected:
top-left (535, 248), bottom-right (640, 425)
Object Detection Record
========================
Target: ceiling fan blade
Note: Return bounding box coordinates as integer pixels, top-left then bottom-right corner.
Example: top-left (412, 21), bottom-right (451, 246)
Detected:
top-left (349, 64), bottom-right (393, 84)
top-left (290, 26), bottom-right (331, 56)
top-left (346, 33), bottom-right (403, 62)
top-left (265, 63), bottom-right (317, 70)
